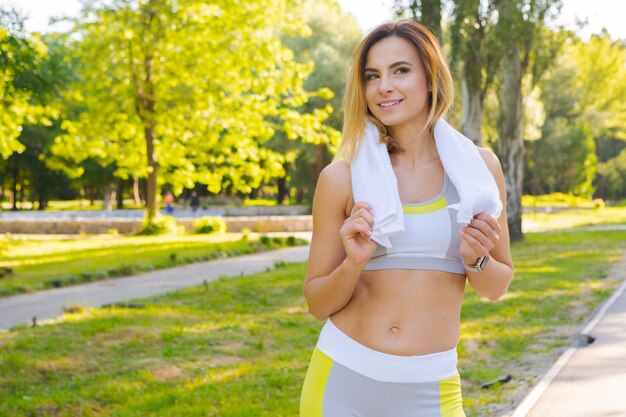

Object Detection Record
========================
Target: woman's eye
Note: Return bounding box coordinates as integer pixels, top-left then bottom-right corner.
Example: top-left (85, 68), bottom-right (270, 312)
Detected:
top-left (395, 67), bottom-right (409, 74)
top-left (365, 73), bottom-right (379, 81)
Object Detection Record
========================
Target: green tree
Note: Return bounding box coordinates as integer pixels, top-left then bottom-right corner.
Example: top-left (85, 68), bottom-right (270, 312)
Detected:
top-left (492, 0), bottom-right (563, 241)
top-left (280, 0), bottom-right (360, 204)
top-left (0, 9), bottom-right (52, 160)
top-left (0, 13), bottom-right (75, 210)
top-left (525, 120), bottom-right (596, 197)
top-left (393, 0), bottom-right (442, 40)
top-left (449, 0), bottom-right (504, 145)
top-left (526, 31), bottom-right (626, 200)
top-left (54, 0), bottom-right (335, 222)
top-left (596, 148), bottom-right (626, 201)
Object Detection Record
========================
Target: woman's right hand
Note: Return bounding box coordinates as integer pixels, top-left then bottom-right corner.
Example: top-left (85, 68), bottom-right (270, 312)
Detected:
top-left (339, 201), bottom-right (378, 266)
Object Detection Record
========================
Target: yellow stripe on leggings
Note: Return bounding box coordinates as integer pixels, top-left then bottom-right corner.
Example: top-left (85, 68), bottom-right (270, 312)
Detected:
top-left (440, 372), bottom-right (466, 417)
top-left (300, 348), bottom-right (334, 417)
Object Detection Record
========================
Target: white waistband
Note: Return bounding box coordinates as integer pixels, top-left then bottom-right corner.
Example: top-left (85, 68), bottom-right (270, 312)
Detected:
top-left (316, 319), bottom-right (458, 383)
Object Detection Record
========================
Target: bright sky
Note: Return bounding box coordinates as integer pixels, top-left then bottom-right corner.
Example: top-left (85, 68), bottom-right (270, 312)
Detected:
top-left (1, 0), bottom-right (625, 41)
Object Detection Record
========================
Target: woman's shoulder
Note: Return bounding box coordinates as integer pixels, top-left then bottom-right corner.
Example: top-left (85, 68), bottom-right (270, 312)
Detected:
top-left (316, 159), bottom-right (353, 214)
top-left (476, 147), bottom-right (502, 175)
top-left (476, 147), bottom-right (506, 192)
top-left (318, 159), bottom-right (351, 187)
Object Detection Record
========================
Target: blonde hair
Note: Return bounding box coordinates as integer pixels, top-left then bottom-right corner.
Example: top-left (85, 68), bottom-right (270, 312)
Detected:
top-left (337, 19), bottom-right (454, 163)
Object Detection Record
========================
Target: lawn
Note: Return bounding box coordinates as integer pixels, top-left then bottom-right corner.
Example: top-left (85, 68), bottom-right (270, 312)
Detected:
top-left (0, 233), bottom-right (307, 297)
top-left (522, 206), bottom-right (626, 232)
top-left (0, 228), bottom-right (625, 416)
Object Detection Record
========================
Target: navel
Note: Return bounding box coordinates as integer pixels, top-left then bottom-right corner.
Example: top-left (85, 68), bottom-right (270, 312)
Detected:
top-left (389, 325), bottom-right (400, 335)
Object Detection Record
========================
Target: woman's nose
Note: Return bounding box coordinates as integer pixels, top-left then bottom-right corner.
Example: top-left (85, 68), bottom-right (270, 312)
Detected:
top-left (378, 75), bottom-right (393, 94)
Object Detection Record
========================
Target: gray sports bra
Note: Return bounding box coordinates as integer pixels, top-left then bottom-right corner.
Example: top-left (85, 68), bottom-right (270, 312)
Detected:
top-left (363, 172), bottom-right (465, 275)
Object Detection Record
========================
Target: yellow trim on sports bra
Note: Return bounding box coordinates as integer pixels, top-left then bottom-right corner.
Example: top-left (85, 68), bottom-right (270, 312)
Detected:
top-left (402, 196), bottom-right (447, 215)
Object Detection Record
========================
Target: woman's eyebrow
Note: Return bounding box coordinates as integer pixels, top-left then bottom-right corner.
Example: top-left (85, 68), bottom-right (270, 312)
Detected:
top-left (364, 61), bottom-right (414, 72)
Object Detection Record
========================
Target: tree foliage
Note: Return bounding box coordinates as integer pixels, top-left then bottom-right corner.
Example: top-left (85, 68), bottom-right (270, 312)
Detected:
top-left (53, 0), bottom-right (337, 220)
top-left (280, 0), bottom-right (360, 203)
top-left (0, 9), bottom-right (56, 159)
top-left (526, 31), bottom-right (626, 199)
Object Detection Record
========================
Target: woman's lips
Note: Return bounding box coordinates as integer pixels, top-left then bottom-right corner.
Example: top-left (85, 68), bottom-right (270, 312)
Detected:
top-left (378, 99), bottom-right (403, 109)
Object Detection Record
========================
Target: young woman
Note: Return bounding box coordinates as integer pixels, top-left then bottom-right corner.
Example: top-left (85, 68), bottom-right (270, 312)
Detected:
top-left (300, 20), bottom-right (514, 416)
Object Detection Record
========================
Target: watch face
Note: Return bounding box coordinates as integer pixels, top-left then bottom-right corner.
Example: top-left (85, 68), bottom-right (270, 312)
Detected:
top-left (478, 255), bottom-right (489, 270)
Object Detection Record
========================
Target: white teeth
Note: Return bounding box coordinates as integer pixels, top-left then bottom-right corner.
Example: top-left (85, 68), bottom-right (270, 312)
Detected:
top-left (380, 100), bottom-right (401, 107)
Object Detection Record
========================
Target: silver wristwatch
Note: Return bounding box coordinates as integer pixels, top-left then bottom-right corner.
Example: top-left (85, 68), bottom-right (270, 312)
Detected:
top-left (463, 255), bottom-right (490, 272)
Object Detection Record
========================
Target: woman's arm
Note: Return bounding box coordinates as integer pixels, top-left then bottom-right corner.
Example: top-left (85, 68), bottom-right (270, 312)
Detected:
top-left (460, 148), bottom-right (514, 301)
top-left (303, 160), bottom-right (377, 320)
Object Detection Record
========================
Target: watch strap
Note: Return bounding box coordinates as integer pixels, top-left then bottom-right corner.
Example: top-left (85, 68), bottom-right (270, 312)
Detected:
top-left (463, 255), bottom-right (490, 272)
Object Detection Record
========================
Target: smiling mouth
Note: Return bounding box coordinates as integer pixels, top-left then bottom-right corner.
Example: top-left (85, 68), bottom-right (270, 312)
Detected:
top-left (378, 99), bottom-right (403, 108)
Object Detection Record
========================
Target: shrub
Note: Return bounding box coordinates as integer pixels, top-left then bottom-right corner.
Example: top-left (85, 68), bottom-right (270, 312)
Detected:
top-left (240, 228), bottom-right (252, 242)
top-left (63, 304), bottom-right (86, 314)
top-left (592, 198), bottom-right (605, 209)
top-left (194, 216), bottom-right (227, 234)
top-left (136, 216), bottom-right (183, 235)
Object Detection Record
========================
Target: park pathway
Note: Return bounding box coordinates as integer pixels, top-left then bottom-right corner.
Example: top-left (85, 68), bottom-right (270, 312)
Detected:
top-left (510, 252), bottom-right (626, 417)
top-left (0, 245), bottom-right (309, 330)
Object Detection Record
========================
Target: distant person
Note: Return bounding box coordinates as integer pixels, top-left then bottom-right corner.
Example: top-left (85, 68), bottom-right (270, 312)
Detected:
top-left (189, 191), bottom-right (200, 216)
top-left (164, 192), bottom-right (175, 215)
top-left (300, 20), bottom-right (513, 416)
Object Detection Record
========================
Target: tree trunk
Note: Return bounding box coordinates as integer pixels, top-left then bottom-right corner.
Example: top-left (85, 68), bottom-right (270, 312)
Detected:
top-left (296, 188), bottom-right (305, 204)
top-left (18, 180), bottom-right (25, 209)
top-left (133, 176), bottom-right (142, 205)
top-left (117, 179), bottom-right (124, 209)
top-left (87, 185), bottom-right (95, 206)
top-left (145, 125), bottom-right (158, 221)
top-left (142, 50), bottom-right (158, 222)
top-left (421, 0), bottom-right (442, 40)
top-left (11, 161), bottom-right (18, 211)
top-left (315, 144), bottom-right (326, 180)
top-left (38, 191), bottom-right (46, 211)
top-left (103, 184), bottom-right (116, 211)
top-left (461, 75), bottom-right (483, 145)
top-left (276, 176), bottom-right (288, 205)
top-left (497, 42), bottom-right (524, 242)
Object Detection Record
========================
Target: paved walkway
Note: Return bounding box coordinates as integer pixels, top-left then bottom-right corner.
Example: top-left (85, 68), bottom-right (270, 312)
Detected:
top-left (511, 254), bottom-right (626, 417)
top-left (0, 246), bottom-right (309, 330)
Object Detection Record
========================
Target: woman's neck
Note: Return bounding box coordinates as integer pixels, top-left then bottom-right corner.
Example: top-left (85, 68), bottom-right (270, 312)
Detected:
top-left (389, 119), bottom-right (439, 170)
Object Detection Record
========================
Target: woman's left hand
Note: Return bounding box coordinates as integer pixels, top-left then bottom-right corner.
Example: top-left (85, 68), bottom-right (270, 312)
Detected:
top-left (459, 213), bottom-right (501, 264)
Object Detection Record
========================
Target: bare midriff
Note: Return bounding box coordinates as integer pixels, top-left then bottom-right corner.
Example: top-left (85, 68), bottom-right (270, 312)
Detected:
top-left (330, 269), bottom-right (466, 356)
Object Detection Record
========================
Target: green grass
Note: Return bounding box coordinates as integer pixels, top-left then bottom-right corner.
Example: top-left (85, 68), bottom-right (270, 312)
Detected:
top-left (521, 192), bottom-right (605, 208)
top-left (522, 206), bottom-right (626, 232)
top-left (0, 228), bottom-right (624, 416)
top-left (0, 233), bottom-right (306, 297)
top-left (1, 199), bottom-right (145, 211)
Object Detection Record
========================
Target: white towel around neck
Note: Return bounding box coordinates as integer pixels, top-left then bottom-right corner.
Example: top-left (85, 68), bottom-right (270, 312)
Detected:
top-left (350, 119), bottom-right (502, 248)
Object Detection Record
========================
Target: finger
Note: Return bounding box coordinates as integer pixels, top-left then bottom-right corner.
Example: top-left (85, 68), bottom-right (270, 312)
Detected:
top-left (353, 208), bottom-right (375, 228)
top-left (353, 217), bottom-right (373, 233)
top-left (462, 225), bottom-right (490, 247)
top-left (469, 218), bottom-right (500, 241)
top-left (470, 216), bottom-right (501, 242)
top-left (352, 216), bottom-right (369, 227)
top-left (351, 201), bottom-right (374, 217)
top-left (352, 224), bottom-right (373, 240)
top-left (342, 220), bottom-right (372, 240)
top-left (475, 213), bottom-right (501, 233)
top-left (462, 227), bottom-right (494, 251)
top-left (460, 230), bottom-right (489, 256)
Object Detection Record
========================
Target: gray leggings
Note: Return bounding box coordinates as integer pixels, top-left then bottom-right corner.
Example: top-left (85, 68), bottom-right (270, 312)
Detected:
top-left (300, 321), bottom-right (465, 417)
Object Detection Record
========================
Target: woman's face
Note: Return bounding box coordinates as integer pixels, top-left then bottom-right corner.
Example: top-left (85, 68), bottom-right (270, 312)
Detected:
top-left (364, 36), bottom-right (430, 129)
